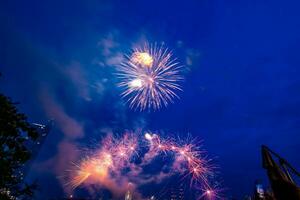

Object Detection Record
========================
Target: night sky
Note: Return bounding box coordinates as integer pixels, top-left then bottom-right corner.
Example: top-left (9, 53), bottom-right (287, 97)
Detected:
top-left (1, 0), bottom-right (300, 199)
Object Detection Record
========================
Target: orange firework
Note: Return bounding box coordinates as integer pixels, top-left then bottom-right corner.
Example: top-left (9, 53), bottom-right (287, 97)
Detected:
top-left (66, 160), bottom-right (91, 190)
top-left (66, 154), bottom-right (113, 190)
top-left (117, 43), bottom-right (184, 111)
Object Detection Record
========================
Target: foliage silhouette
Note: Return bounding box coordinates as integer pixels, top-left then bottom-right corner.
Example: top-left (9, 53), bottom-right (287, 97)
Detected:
top-left (0, 94), bottom-right (39, 199)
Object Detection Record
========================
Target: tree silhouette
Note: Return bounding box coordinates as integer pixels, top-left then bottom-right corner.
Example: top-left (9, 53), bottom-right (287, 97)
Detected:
top-left (0, 94), bottom-right (39, 199)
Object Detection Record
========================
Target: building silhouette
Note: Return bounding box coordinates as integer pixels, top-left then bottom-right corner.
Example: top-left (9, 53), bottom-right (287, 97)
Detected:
top-left (30, 120), bottom-right (53, 158)
top-left (169, 183), bottom-right (184, 200)
top-left (23, 120), bottom-right (53, 177)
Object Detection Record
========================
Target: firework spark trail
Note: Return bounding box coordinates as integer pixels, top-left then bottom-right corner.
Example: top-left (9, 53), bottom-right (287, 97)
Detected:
top-left (65, 160), bottom-right (91, 190)
top-left (116, 43), bottom-right (184, 111)
top-left (144, 133), bottom-right (213, 187)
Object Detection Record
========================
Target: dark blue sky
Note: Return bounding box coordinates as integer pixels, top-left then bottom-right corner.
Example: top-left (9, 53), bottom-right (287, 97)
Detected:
top-left (1, 0), bottom-right (300, 199)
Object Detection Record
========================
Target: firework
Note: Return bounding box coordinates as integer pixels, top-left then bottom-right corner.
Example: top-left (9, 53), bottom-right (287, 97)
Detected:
top-left (145, 133), bottom-right (212, 185)
top-left (65, 132), bottom-right (216, 199)
top-left (117, 43), bottom-right (184, 111)
top-left (197, 182), bottom-right (224, 200)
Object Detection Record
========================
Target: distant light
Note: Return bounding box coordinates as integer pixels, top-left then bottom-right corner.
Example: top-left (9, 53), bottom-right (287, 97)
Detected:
top-left (206, 190), bottom-right (212, 195)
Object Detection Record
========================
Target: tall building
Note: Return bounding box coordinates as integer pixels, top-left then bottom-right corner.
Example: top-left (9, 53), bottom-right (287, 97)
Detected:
top-left (30, 120), bottom-right (53, 160)
top-left (23, 120), bottom-right (53, 177)
top-left (170, 183), bottom-right (185, 200)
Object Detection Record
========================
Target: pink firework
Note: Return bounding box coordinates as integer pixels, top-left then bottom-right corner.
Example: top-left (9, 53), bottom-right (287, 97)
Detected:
top-left (144, 133), bottom-right (212, 186)
top-left (197, 181), bottom-right (225, 200)
top-left (116, 43), bottom-right (184, 111)
top-left (65, 132), bottom-right (216, 199)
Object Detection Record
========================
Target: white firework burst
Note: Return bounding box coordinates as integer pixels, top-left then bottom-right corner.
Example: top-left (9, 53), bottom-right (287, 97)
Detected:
top-left (116, 43), bottom-right (184, 111)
